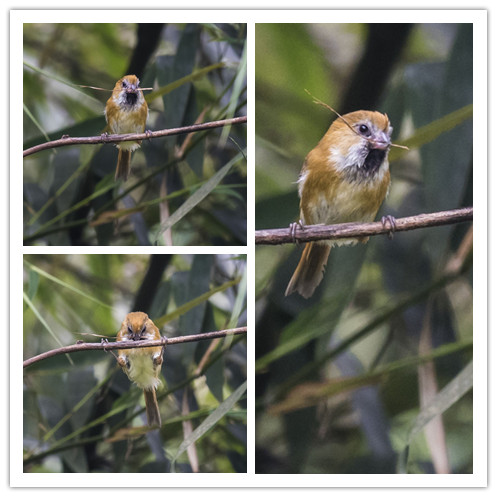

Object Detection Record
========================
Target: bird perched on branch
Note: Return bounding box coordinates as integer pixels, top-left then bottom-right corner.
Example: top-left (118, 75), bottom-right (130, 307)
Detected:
top-left (105, 75), bottom-right (148, 181)
top-left (116, 312), bottom-right (163, 427)
top-left (285, 110), bottom-right (394, 299)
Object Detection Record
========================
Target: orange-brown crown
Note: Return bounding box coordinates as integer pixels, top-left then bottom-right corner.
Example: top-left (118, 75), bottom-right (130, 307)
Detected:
top-left (117, 312), bottom-right (161, 341)
top-left (124, 311), bottom-right (150, 333)
top-left (322, 111), bottom-right (391, 155)
top-left (332, 110), bottom-right (390, 135)
top-left (112, 75), bottom-right (141, 93)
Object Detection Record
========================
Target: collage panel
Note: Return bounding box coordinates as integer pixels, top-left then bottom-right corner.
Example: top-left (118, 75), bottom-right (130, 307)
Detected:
top-left (22, 253), bottom-right (247, 473)
top-left (255, 23), bottom-right (474, 474)
top-left (23, 23), bottom-right (247, 247)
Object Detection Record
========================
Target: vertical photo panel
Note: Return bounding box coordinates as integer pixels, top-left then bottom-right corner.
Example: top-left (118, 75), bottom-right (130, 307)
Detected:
top-left (255, 22), bottom-right (474, 474)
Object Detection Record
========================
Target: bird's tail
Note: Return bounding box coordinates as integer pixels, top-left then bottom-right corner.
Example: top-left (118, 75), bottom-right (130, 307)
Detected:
top-left (285, 242), bottom-right (331, 299)
top-left (115, 149), bottom-right (132, 181)
top-left (144, 388), bottom-right (161, 427)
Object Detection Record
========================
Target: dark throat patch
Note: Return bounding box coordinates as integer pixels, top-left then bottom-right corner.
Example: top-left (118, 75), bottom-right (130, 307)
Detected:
top-left (125, 92), bottom-right (138, 106)
top-left (364, 149), bottom-right (387, 176)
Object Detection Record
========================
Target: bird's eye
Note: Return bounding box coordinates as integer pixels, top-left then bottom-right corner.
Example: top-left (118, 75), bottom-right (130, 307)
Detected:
top-left (140, 326), bottom-right (147, 335)
top-left (127, 325), bottom-right (133, 334)
top-left (122, 80), bottom-right (128, 88)
top-left (358, 124), bottom-right (370, 136)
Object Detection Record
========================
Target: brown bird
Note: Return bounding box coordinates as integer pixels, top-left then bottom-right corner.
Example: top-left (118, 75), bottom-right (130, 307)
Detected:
top-left (104, 75), bottom-right (148, 181)
top-left (116, 312), bottom-right (163, 427)
top-left (285, 110), bottom-right (393, 299)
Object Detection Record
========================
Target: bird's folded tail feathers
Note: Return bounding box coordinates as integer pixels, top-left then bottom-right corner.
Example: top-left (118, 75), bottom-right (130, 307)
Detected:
top-left (144, 388), bottom-right (161, 427)
top-left (285, 243), bottom-right (331, 299)
top-left (115, 149), bottom-right (131, 181)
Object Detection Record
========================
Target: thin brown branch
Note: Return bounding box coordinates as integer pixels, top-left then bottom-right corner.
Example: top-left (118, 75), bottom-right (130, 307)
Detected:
top-left (255, 207), bottom-right (473, 245)
top-left (23, 116), bottom-right (247, 157)
top-left (23, 326), bottom-right (247, 369)
top-left (445, 225), bottom-right (473, 274)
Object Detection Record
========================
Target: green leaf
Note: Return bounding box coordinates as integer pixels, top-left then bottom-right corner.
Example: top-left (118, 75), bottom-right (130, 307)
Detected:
top-left (23, 60), bottom-right (102, 104)
top-left (27, 269), bottom-right (40, 301)
top-left (220, 39), bottom-right (247, 145)
top-left (397, 361), bottom-right (473, 473)
top-left (153, 150), bottom-right (245, 243)
top-left (389, 104), bottom-right (473, 162)
top-left (23, 102), bottom-right (51, 142)
top-left (270, 341), bottom-right (472, 415)
top-left (23, 291), bottom-right (73, 365)
top-left (146, 63), bottom-right (225, 103)
top-left (171, 380), bottom-right (247, 472)
top-left (228, 259), bottom-right (247, 329)
top-left (156, 277), bottom-right (241, 328)
top-left (23, 260), bottom-right (113, 309)
top-left (28, 171), bottom-right (114, 230)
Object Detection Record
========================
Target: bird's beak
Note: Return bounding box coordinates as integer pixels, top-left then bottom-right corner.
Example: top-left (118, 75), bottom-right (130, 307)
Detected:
top-left (369, 131), bottom-right (391, 150)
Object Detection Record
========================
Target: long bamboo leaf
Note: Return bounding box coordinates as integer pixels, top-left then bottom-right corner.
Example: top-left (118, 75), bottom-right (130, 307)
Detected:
top-left (23, 260), bottom-right (113, 309)
top-left (397, 361), bottom-right (473, 473)
top-left (171, 380), bottom-right (247, 472)
top-left (390, 104), bottom-right (473, 161)
top-left (153, 150), bottom-right (245, 243)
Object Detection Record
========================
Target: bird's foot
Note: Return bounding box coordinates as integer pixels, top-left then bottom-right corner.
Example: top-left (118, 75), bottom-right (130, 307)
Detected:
top-left (381, 215), bottom-right (397, 240)
top-left (289, 219), bottom-right (305, 244)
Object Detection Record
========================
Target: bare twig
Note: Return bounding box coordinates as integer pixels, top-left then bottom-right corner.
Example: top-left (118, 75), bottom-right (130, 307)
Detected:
top-left (23, 116), bottom-right (247, 157)
top-left (255, 207), bottom-right (473, 245)
top-left (445, 225), bottom-right (473, 274)
top-left (23, 327), bottom-right (247, 368)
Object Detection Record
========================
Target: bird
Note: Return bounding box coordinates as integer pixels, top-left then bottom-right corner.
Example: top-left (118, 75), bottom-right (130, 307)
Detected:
top-left (104, 75), bottom-right (148, 181)
top-left (285, 110), bottom-right (393, 299)
top-left (116, 312), bottom-right (163, 427)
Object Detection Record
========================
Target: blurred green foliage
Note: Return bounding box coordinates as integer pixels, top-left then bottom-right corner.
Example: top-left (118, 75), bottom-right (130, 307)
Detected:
top-left (23, 254), bottom-right (247, 473)
top-left (23, 23), bottom-right (247, 246)
top-left (255, 23), bottom-right (473, 474)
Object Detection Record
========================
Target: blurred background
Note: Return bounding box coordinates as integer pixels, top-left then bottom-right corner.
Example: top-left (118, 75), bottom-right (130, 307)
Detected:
top-left (23, 253), bottom-right (247, 473)
top-left (255, 23), bottom-right (473, 474)
top-left (23, 23), bottom-right (247, 246)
